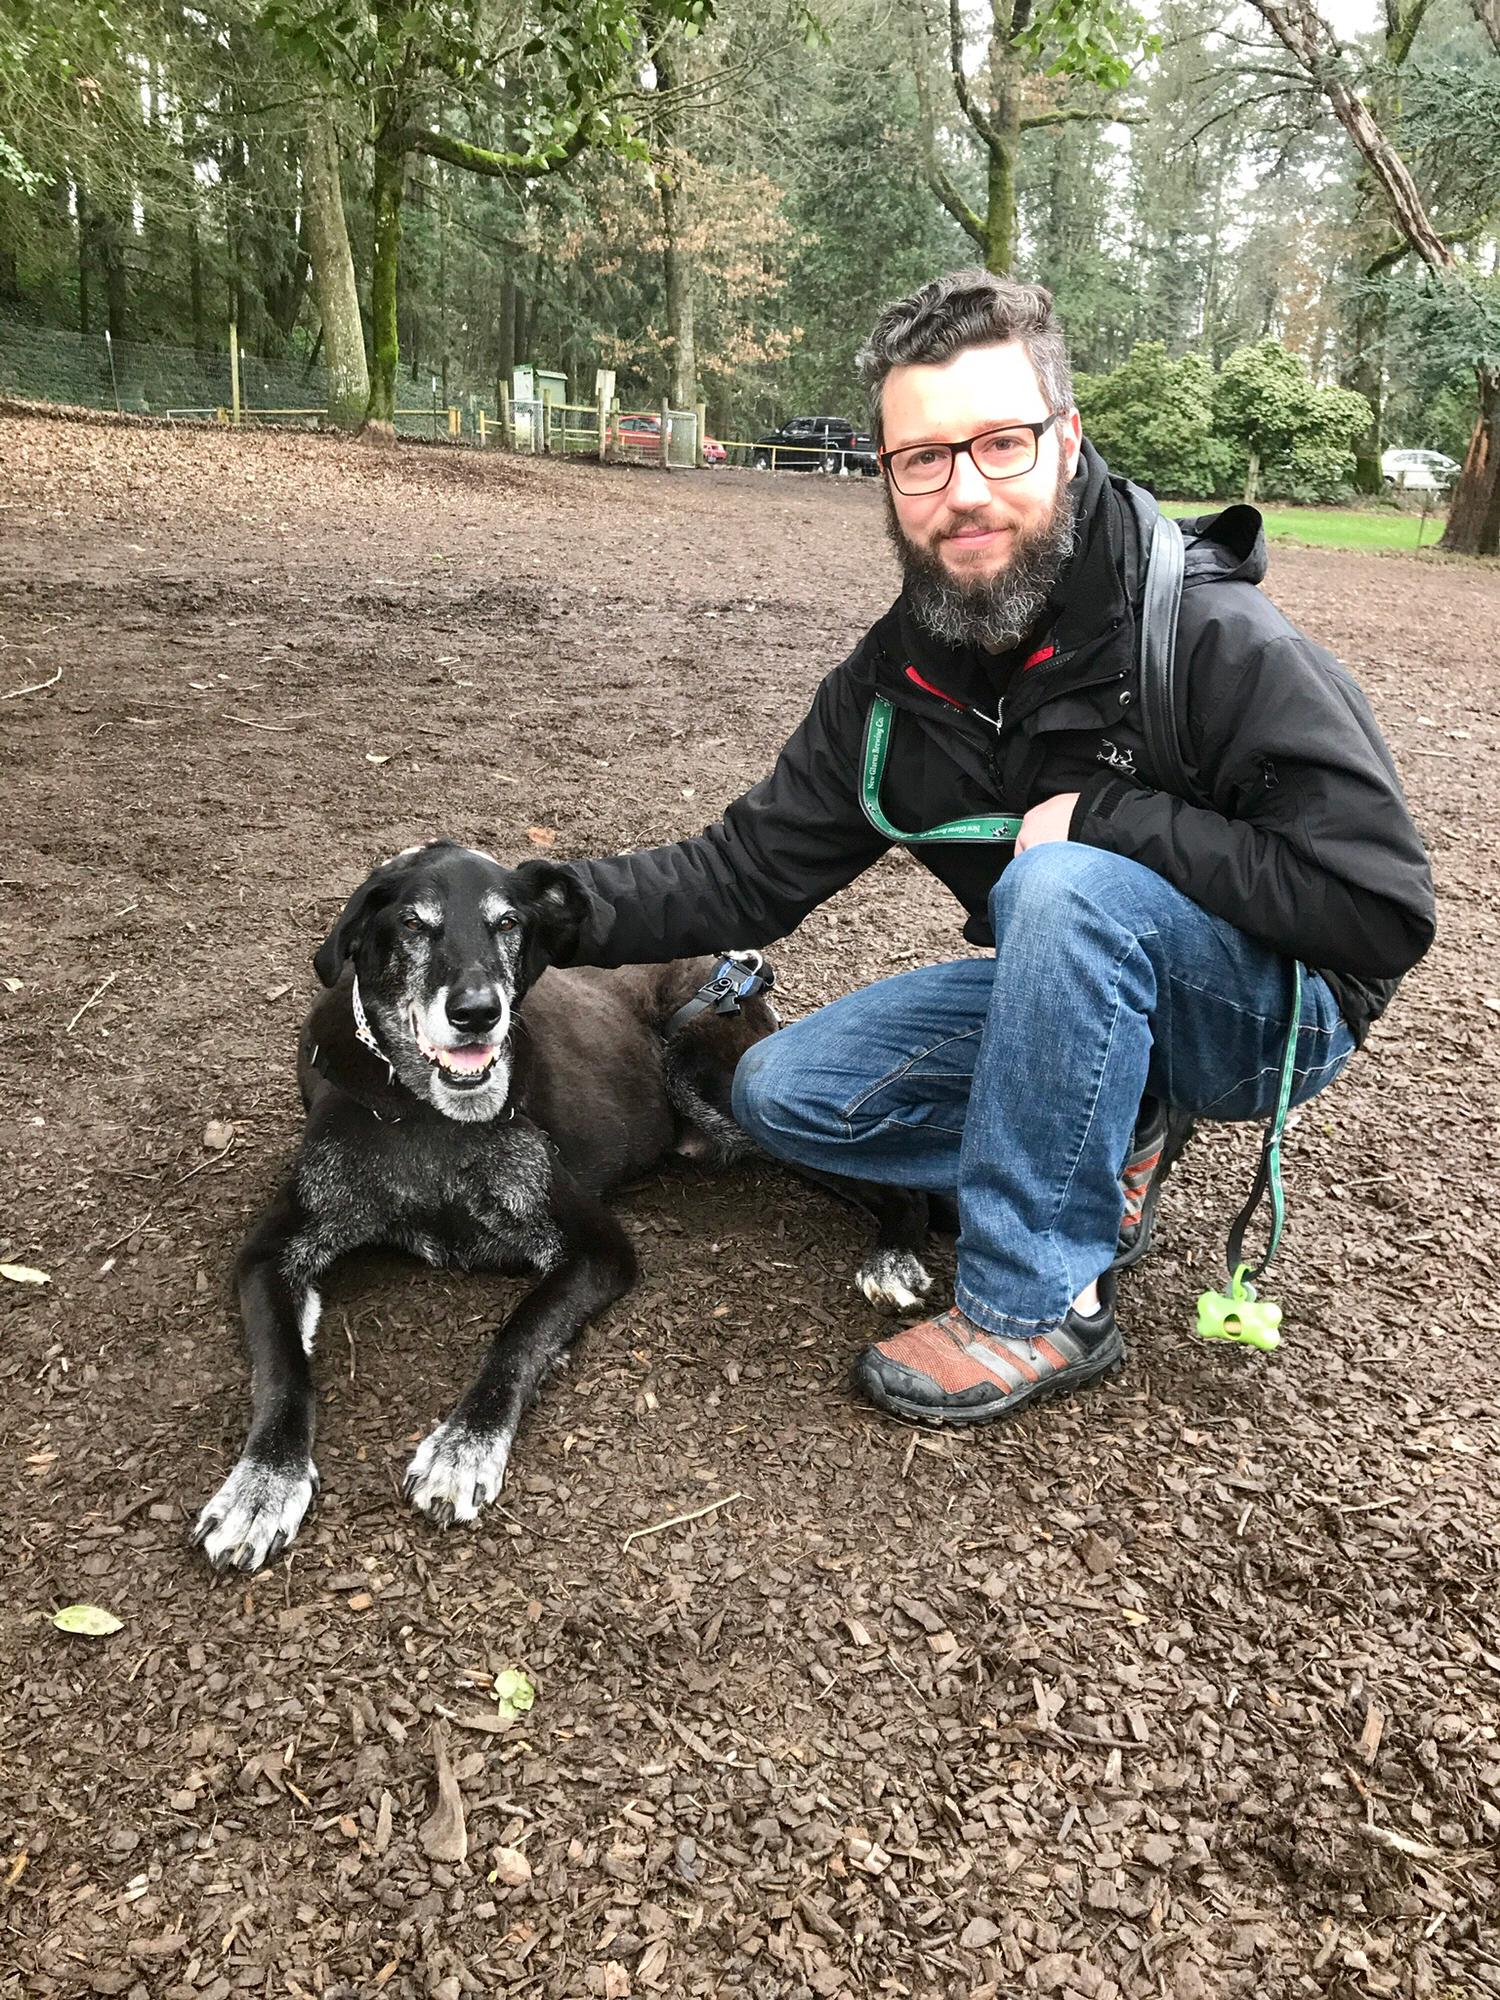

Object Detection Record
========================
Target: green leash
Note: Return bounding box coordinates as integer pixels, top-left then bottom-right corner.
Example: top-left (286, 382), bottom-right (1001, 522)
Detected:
top-left (1194, 959), bottom-right (1304, 1353)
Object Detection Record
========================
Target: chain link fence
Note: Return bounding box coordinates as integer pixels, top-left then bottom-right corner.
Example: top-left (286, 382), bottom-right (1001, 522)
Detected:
top-left (0, 320), bottom-right (709, 465)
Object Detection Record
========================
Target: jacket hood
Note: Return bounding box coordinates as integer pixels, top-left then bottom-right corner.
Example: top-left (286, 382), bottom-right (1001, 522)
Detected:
top-left (1179, 501), bottom-right (1267, 588)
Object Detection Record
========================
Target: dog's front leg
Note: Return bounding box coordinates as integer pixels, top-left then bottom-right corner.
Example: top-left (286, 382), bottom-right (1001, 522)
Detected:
top-left (405, 1193), bottom-right (637, 1529)
top-left (193, 1186), bottom-right (329, 1572)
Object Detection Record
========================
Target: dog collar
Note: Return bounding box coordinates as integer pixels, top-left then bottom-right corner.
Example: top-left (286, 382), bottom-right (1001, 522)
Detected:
top-left (351, 974), bottom-right (396, 1084)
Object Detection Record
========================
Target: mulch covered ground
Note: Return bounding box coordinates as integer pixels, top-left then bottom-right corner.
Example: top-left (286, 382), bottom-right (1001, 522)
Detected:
top-left (1, 411), bottom-right (1497, 2000)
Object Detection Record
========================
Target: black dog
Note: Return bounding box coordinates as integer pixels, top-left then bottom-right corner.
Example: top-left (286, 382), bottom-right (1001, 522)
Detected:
top-left (192, 841), bottom-right (777, 1572)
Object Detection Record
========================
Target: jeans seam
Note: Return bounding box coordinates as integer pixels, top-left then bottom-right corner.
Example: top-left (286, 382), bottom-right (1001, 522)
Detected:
top-left (842, 1028), bottom-right (983, 1124)
top-left (1039, 922), bottom-right (1147, 1287)
top-left (1198, 1048), bottom-right (1350, 1117)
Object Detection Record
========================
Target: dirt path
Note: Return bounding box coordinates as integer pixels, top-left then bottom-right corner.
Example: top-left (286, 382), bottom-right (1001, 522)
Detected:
top-left (2, 415), bottom-right (1497, 2000)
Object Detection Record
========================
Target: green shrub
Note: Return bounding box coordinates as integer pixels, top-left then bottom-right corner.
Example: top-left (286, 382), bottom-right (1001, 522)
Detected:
top-left (1213, 339), bottom-right (1372, 504)
top-left (1075, 343), bottom-right (1234, 499)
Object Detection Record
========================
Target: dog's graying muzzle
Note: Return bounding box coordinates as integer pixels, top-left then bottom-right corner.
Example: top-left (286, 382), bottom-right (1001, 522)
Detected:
top-left (665, 951), bottom-right (776, 1038)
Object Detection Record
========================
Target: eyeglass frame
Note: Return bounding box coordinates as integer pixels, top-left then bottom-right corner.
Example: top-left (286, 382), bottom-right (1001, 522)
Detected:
top-left (878, 412), bottom-right (1065, 495)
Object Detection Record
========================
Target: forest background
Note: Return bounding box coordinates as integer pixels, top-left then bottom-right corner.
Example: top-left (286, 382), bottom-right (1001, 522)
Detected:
top-left (1, 0), bottom-right (1497, 547)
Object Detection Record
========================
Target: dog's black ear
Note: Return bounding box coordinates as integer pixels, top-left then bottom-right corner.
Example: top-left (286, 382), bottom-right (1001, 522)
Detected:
top-left (513, 859), bottom-right (590, 968)
top-left (313, 861), bottom-right (405, 987)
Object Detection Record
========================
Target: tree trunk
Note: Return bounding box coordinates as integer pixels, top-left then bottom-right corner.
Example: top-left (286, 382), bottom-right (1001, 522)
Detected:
top-left (983, 82), bottom-right (1020, 274)
top-left (303, 105), bottom-right (369, 431)
top-left (365, 140), bottom-right (405, 435)
top-left (1439, 365), bottom-right (1500, 556)
top-left (76, 180), bottom-right (91, 334)
top-left (1346, 285), bottom-right (1386, 493)
top-left (660, 166), bottom-right (697, 407)
top-left (654, 31), bottom-right (697, 408)
top-left (497, 272), bottom-right (517, 402)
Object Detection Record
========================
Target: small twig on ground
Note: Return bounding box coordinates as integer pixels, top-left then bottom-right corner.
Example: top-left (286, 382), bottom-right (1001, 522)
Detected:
top-left (2, 662), bottom-right (62, 701)
top-left (65, 971), bottom-right (117, 1034)
top-left (226, 713), bottom-right (296, 732)
top-left (101, 1208), bottom-right (156, 1256)
top-left (622, 1491), bottom-right (743, 1552)
top-left (177, 1135), bottom-right (238, 1183)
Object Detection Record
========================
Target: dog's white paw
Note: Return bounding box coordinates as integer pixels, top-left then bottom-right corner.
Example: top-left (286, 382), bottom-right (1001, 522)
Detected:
top-left (193, 1456), bottom-right (318, 1572)
top-left (404, 1421), bottom-right (511, 1528)
top-left (857, 1248), bottom-right (934, 1312)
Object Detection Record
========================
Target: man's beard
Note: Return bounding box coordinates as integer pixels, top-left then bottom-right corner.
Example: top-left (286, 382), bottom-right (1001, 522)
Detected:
top-left (886, 460), bottom-right (1078, 652)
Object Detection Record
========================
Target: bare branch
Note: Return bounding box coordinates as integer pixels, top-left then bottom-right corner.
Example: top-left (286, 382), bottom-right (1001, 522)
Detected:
top-left (1470, 0), bottom-right (1500, 55)
top-left (1246, 0), bottom-right (1454, 273)
top-left (1020, 101), bottom-right (1146, 129)
top-left (946, 0), bottom-right (1004, 149)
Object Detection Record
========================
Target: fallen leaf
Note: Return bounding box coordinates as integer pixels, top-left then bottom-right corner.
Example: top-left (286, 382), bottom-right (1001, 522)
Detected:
top-left (54, 1604), bottom-right (123, 1636)
top-left (2, 976), bottom-right (22, 992)
top-left (365, 751), bottom-right (392, 765)
top-left (526, 825), bottom-right (558, 848)
top-left (1, 1262), bottom-right (51, 1286)
top-left (493, 1667), bottom-right (536, 1724)
top-left (202, 1120), bottom-right (234, 1153)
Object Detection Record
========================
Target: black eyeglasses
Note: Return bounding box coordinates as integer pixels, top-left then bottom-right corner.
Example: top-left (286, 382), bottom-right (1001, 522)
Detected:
top-left (879, 414), bottom-right (1063, 495)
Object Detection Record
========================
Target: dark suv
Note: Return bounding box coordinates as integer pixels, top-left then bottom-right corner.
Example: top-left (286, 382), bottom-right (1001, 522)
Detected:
top-left (751, 416), bottom-right (878, 476)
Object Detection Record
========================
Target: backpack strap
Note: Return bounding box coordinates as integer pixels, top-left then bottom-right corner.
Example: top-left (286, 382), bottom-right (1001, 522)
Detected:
top-left (1124, 481), bottom-right (1189, 801)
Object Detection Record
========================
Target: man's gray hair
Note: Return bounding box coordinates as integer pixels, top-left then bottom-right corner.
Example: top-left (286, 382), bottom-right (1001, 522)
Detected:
top-left (856, 270), bottom-right (1074, 440)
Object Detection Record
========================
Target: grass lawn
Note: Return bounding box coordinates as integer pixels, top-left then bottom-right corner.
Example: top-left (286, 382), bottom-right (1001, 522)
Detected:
top-left (1166, 502), bottom-right (1448, 553)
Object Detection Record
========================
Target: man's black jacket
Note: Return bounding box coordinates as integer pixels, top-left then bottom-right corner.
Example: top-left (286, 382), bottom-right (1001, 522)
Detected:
top-left (569, 443), bottom-right (1435, 1044)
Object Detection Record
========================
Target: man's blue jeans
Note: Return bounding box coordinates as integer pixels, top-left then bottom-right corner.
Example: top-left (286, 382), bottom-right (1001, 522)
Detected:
top-left (732, 845), bottom-right (1356, 1340)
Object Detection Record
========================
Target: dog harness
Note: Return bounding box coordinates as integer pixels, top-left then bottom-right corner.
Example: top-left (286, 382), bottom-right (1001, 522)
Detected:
top-left (664, 951), bottom-right (775, 1038)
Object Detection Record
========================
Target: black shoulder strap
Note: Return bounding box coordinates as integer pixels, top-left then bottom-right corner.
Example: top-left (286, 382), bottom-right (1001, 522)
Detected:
top-left (1124, 481), bottom-right (1189, 801)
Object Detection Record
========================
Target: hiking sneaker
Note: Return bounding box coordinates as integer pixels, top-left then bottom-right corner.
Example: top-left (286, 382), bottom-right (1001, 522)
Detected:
top-left (1112, 1098), bottom-right (1196, 1272)
top-left (852, 1289), bottom-right (1123, 1427)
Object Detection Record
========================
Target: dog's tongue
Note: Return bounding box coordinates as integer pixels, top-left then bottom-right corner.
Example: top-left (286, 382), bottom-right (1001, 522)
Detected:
top-left (445, 1044), bottom-right (493, 1073)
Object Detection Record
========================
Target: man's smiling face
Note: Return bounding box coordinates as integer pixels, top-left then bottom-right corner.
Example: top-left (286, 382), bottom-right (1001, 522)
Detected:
top-left (879, 340), bottom-right (1084, 652)
top-left (881, 339), bottom-right (1083, 573)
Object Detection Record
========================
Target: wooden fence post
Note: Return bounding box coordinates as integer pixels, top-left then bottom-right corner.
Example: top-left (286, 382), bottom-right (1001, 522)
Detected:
top-left (499, 382), bottom-right (512, 449)
top-left (694, 401), bottom-right (707, 467)
top-left (660, 395), bottom-right (671, 471)
top-left (229, 319), bottom-right (241, 428)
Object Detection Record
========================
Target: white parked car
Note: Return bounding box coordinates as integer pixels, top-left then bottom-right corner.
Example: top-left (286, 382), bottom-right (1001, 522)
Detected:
top-left (1381, 447), bottom-right (1460, 492)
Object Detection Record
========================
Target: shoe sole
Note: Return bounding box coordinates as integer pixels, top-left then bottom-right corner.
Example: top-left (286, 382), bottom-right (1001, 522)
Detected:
top-left (856, 1339), bottom-right (1126, 1429)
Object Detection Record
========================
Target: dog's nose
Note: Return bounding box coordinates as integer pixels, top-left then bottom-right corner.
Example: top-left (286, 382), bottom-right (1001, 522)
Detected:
top-left (446, 985), bottom-right (504, 1036)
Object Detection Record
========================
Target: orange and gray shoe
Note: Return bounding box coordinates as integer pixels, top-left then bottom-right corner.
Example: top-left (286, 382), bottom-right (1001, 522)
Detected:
top-left (852, 1286), bottom-right (1123, 1426)
top-left (1112, 1098), bottom-right (1196, 1272)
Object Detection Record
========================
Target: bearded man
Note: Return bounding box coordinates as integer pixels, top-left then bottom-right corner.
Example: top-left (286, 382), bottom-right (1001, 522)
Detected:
top-left (557, 270), bottom-right (1434, 1425)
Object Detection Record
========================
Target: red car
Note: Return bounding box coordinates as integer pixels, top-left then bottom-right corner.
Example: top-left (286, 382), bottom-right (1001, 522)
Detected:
top-left (617, 412), bottom-right (726, 465)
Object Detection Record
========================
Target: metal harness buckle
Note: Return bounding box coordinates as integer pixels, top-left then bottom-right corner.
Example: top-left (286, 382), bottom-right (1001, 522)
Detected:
top-left (664, 951), bottom-right (775, 1037)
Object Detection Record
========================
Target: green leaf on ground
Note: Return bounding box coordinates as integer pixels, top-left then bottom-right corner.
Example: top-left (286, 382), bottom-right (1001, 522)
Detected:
top-left (493, 1668), bottom-right (536, 1721)
top-left (53, 1604), bottom-right (123, 1636)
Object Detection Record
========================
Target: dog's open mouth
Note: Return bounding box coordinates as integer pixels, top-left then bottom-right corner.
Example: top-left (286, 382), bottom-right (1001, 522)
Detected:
top-left (412, 1010), bottom-right (505, 1089)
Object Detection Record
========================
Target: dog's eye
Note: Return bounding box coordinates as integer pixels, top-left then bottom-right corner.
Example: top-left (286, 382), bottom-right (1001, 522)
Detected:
top-left (494, 914), bottom-right (519, 934)
top-left (401, 913), bottom-right (430, 933)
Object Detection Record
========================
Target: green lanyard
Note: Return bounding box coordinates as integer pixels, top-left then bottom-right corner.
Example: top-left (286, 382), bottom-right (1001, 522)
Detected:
top-left (860, 696), bottom-right (1022, 845)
